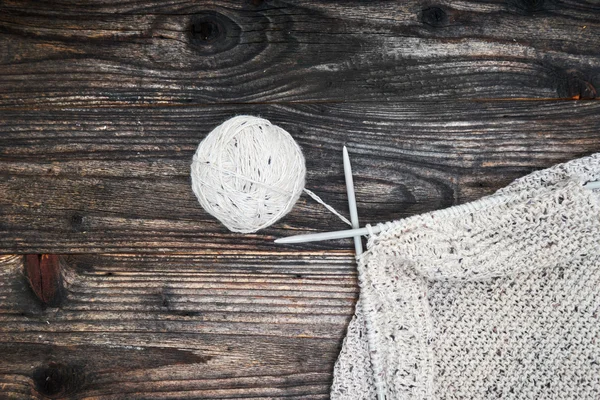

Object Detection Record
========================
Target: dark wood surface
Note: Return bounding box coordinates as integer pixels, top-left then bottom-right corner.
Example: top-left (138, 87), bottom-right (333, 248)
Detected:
top-left (1, 0), bottom-right (599, 398)
top-left (0, 253), bottom-right (355, 399)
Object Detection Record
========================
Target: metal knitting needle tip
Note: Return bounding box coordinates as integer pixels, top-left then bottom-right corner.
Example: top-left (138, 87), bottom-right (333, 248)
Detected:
top-left (343, 146), bottom-right (363, 256)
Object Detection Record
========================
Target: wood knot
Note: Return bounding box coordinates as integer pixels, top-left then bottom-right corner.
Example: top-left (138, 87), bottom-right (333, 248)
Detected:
top-left (192, 19), bottom-right (221, 42)
top-left (507, 0), bottom-right (553, 15)
top-left (421, 6), bottom-right (448, 27)
top-left (70, 213), bottom-right (85, 232)
top-left (32, 362), bottom-right (85, 398)
top-left (557, 69), bottom-right (597, 99)
top-left (24, 254), bottom-right (65, 308)
top-left (189, 12), bottom-right (241, 54)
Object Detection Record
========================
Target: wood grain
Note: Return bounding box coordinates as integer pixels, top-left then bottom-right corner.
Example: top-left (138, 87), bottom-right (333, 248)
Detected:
top-left (0, 0), bottom-right (599, 109)
top-left (0, 253), bottom-right (356, 399)
top-left (1, 101), bottom-right (600, 253)
top-left (1, 1), bottom-right (600, 398)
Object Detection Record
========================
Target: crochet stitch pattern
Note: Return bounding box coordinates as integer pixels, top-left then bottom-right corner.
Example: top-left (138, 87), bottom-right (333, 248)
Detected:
top-left (331, 154), bottom-right (600, 399)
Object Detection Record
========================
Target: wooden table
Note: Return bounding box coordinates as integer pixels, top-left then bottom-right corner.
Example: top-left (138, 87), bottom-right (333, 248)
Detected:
top-left (1, 1), bottom-right (599, 398)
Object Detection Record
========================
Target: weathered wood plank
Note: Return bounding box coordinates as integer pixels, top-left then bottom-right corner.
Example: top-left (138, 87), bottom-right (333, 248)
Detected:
top-left (2, 1), bottom-right (599, 399)
top-left (0, 0), bottom-right (598, 109)
top-left (1, 101), bottom-right (599, 253)
top-left (0, 253), bottom-right (356, 399)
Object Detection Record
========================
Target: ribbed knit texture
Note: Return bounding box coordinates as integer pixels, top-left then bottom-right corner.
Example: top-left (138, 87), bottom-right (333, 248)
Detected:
top-left (331, 154), bottom-right (600, 399)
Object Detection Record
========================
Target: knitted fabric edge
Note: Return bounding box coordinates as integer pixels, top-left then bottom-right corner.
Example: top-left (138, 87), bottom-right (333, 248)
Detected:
top-left (332, 153), bottom-right (600, 399)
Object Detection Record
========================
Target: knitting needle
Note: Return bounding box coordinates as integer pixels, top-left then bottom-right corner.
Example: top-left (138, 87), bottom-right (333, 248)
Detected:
top-left (275, 180), bottom-right (600, 245)
top-left (584, 180), bottom-right (600, 190)
top-left (275, 225), bottom-right (381, 244)
top-left (343, 146), bottom-right (363, 255)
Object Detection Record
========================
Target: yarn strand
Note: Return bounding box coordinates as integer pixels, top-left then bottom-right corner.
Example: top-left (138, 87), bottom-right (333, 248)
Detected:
top-left (303, 188), bottom-right (353, 227)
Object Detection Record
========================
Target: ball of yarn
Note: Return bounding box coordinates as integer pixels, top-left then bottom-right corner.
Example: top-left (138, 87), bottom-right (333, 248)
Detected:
top-left (191, 116), bottom-right (306, 233)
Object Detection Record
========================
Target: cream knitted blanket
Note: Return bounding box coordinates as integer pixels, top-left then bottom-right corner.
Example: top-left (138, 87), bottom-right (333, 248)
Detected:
top-left (331, 154), bottom-right (600, 399)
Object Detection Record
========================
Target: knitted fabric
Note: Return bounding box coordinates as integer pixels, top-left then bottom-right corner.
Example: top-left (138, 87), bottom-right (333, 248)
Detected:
top-left (331, 154), bottom-right (600, 399)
